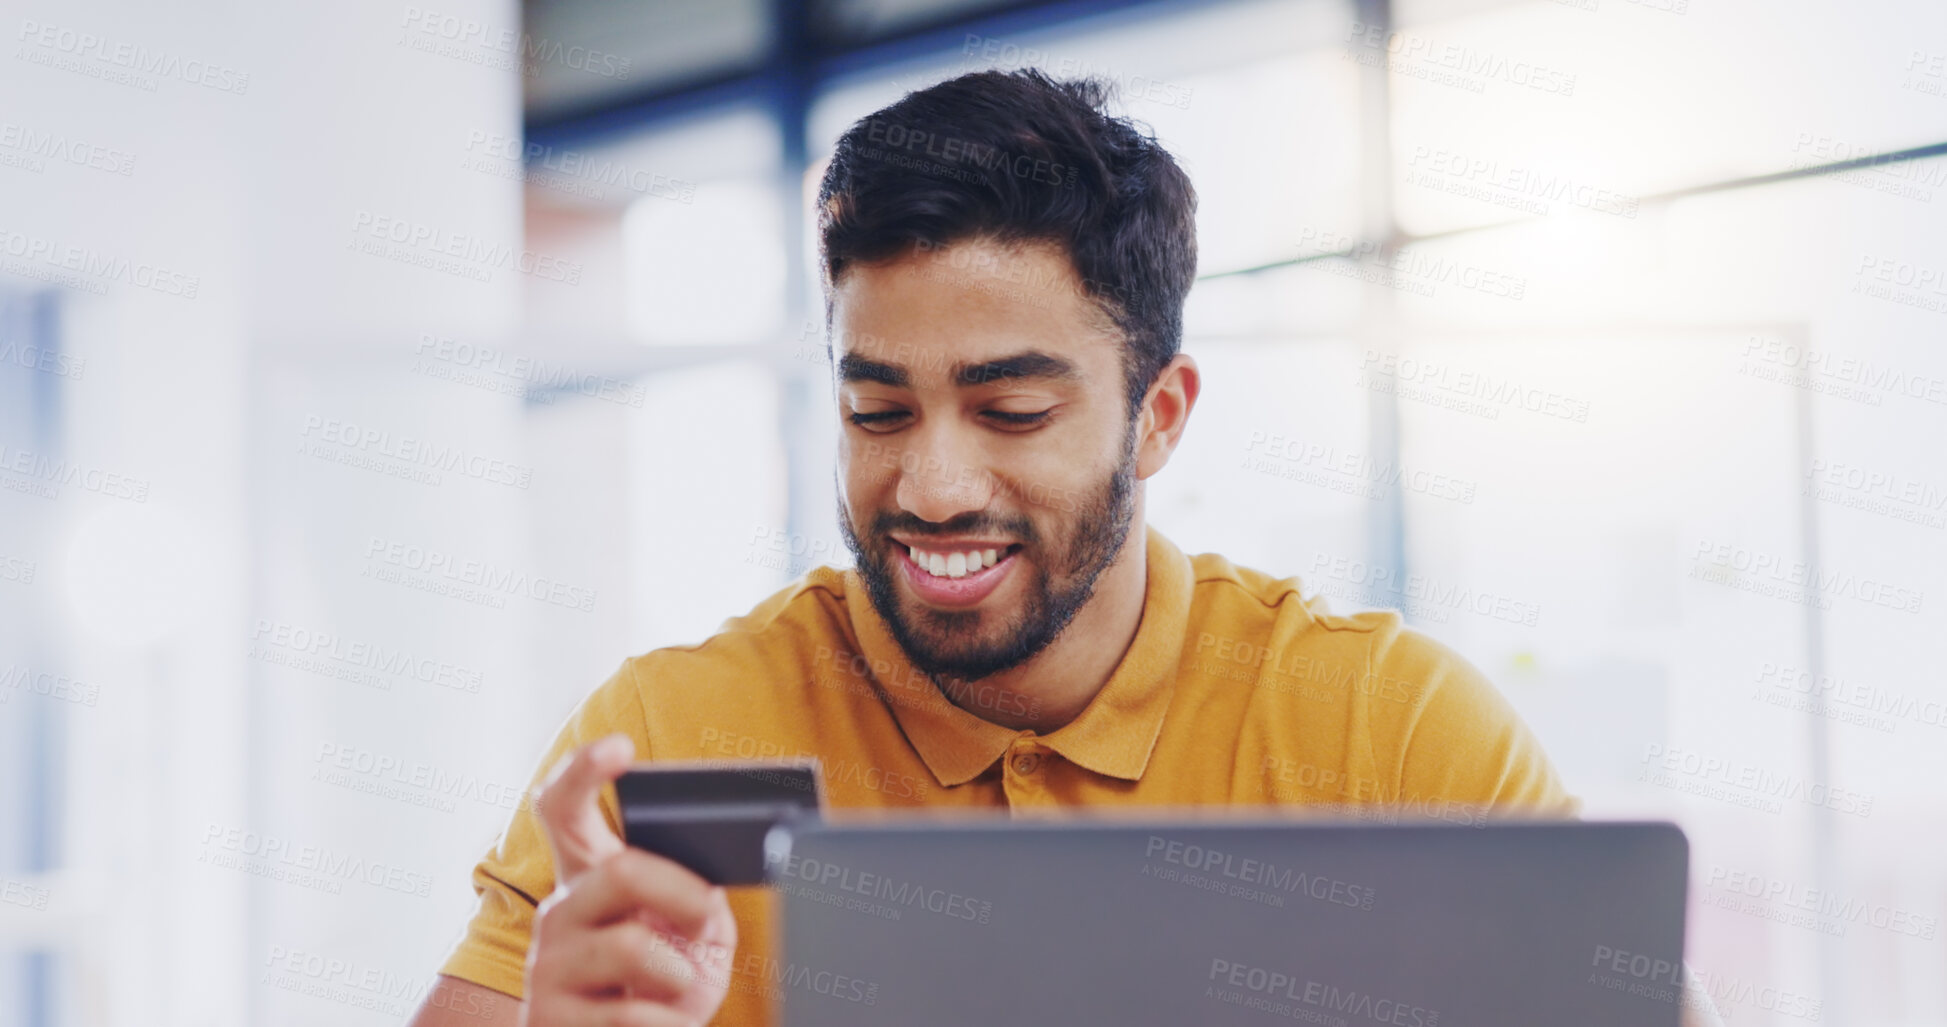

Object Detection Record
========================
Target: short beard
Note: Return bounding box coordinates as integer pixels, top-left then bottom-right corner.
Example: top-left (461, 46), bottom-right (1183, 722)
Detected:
top-left (838, 430), bottom-right (1139, 685)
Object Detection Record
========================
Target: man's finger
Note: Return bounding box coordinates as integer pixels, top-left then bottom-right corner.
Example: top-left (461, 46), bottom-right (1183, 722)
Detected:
top-left (537, 733), bottom-right (635, 881)
top-left (546, 848), bottom-right (722, 940)
top-left (536, 993), bottom-right (702, 1027)
top-left (547, 919), bottom-right (712, 1003)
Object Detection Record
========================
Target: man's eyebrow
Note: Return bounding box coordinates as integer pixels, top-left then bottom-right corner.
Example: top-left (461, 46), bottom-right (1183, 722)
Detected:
top-left (954, 351), bottom-right (1081, 387)
top-left (838, 353), bottom-right (910, 387)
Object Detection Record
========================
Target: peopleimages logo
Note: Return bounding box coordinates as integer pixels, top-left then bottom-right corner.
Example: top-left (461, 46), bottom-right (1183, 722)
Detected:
top-left (697, 727), bottom-right (928, 800)
top-left (412, 333), bottom-right (648, 408)
top-left (1242, 432), bottom-right (1477, 504)
top-left (1755, 661), bottom-right (1947, 732)
top-left (1705, 864), bottom-right (1938, 940)
top-left (1354, 348), bottom-right (1589, 421)
top-left (461, 130), bottom-right (692, 203)
top-left (197, 823), bottom-right (433, 898)
top-left (398, 6), bottom-right (632, 80)
top-left (1343, 21), bottom-right (1575, 97)
top-left (299, 414), bottom-right (533, 489)
top-left (347, 210), bottom-right (583, 285)
top-left (0, 337), bottom-right (85, 380)
top-left (1587, 944), bottom-right (1692, 1006)
top-left (313, 742), bottom-right (531, 814)
top-left (1207, 958), bottom-right (1439, 1026)
top-left (0, 662), bottom-right (101, 707)
top-left (1590, 944), bottom-right (1682, 986)
top-left (768, 851), bottom-right (992, 924)
top-left (362, 537), bottom-right (597, 613)
top-left (0, 442), bottom-right (150, 502)
top-left (252, 619), bottom-right (484, 693)
top-left (263, 944), bottom-right (500, 1020)
top-left (1739, 336), bottom-right (1946, 407)
top-left (0, 553), bottom-right (35, 585)
top-left (959, 34), bottom-right (1194, 109)
top-left (0, 226), bottom-right (200, 298)
top-left (14, 18), bottom-right (251, 94)
top-left (1638, 743), bottom-right (1874, 817)
top-left (860, 117), bottom-right (1078, 188)
top-left (0, 120), bottom-right (137, 176)
top-left (1147, 837), bottom-right (1376, 910)
top-left (1308, 553), bottom-right (1543, 627)
top-left (1, 877), bottom-right (49, 911)
top-left (1405, 145), bottom-right (1639, 218)
top-left (1689, 538), bottom-right (1924, 614)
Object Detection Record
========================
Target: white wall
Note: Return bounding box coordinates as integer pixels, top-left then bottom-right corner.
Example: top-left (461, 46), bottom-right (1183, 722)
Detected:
top-left (1, 1), bottom-right (537, 1023)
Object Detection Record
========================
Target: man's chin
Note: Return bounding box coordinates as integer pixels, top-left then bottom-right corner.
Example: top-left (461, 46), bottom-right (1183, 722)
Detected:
top-left (898, 597), bottom-right (997, 644)
top-left (889, 597), bottom-right (1030, 680)
top-left (853, 542), bottom-right (1064, 682)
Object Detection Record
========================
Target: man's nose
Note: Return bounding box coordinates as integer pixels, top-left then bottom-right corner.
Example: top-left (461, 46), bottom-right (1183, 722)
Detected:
top-left (894, 427), bottom-right (995, 524)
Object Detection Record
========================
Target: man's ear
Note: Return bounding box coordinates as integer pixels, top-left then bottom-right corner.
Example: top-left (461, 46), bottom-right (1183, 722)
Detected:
top-left (1134, 354), bottom-right (1200, 480)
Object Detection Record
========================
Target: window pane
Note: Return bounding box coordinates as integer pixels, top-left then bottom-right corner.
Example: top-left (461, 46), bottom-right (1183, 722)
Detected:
top-left (1387, 0), bottom-right (1947, 236)
top-left (625, 361), bottom-right (790, 652)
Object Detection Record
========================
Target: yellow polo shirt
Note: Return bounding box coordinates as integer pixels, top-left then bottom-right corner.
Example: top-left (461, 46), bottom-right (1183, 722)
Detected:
top-left (439, 526), bottom-right (1576, 1024)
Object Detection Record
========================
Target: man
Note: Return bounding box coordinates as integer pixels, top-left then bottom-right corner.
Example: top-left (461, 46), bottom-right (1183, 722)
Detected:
top-left (408, 69), bottom-right (1593, 1027)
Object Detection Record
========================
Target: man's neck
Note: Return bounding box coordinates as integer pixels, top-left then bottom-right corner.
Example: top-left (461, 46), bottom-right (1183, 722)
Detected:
top-left (945, 521), bottom-right (1149, 734)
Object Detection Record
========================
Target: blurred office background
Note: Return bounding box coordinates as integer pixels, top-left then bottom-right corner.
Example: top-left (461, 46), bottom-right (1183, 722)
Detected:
top-left (1, 0), bottom-right (1944, 1023)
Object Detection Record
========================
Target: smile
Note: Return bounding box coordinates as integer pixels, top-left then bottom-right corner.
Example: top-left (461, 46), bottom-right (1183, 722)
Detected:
top-left (894, 540), bottom-right (1021, 607)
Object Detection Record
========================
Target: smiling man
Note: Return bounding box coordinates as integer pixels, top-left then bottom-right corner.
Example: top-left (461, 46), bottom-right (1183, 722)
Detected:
top-left (830, 236), bottom-right (1162, 735)
top-left (408, 70), bottom-right (1589, 1027)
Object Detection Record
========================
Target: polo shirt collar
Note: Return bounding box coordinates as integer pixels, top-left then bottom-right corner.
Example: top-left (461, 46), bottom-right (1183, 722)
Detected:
top-left (843, 525), bottom-right (1192, 788)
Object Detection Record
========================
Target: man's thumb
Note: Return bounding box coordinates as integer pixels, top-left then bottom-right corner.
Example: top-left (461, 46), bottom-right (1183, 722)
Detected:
top-left (536, 733), bottom-right (633, 881)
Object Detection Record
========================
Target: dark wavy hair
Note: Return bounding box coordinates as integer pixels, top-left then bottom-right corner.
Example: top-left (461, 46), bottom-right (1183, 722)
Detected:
top-left (817, 68), bottom-right (1198, 415)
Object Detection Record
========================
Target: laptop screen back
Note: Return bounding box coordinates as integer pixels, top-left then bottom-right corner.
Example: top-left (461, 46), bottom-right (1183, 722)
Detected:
top-left (773, 819), bottom-right (1688, 1027)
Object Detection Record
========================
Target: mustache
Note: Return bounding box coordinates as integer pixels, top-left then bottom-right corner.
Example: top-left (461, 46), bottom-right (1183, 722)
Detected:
top-left (868, 510), bottom-right (1039, 546)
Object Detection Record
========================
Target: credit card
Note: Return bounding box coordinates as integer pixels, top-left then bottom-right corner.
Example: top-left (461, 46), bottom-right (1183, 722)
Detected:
top-left (614, 760), bottom-right (825, 886)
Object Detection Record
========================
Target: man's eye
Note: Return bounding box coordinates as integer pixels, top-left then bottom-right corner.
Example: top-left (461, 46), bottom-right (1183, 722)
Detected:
top-left (847, 411), bottom-right (910, 431)
top-left (984, 410), bottom-right (1052, 429)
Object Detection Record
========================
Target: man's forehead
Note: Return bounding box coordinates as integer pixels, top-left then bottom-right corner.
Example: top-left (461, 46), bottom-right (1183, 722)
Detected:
top-left (829, 239), bottom-right (1118, 363)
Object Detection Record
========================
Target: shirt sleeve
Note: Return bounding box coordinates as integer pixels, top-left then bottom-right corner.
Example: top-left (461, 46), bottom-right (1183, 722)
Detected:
top-left (437, 658), bottom-right (650, 998)
top-left (1361, 616), bottom-right (1581, 820)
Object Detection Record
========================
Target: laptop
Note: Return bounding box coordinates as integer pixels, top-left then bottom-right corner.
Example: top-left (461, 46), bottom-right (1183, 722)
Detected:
top-left (767, 816), bottom-right (1688, 1027)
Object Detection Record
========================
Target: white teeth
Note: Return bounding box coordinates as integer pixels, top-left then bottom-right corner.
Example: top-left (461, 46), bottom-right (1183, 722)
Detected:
top-left (910, 546), bottom-right (1004, 578)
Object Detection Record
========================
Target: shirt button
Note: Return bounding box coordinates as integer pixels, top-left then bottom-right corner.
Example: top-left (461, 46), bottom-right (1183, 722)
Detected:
top-left (1012, 752), bottom-right (1042, 775)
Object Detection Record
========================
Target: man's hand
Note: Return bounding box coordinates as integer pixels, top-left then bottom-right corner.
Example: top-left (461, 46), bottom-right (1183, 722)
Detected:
top-left (524, 734), bottom-right (738, 1026)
